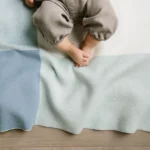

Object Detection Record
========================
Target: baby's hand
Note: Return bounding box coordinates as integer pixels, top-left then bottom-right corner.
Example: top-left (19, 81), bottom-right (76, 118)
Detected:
top-left (25, 0), bottom-right (35, 8)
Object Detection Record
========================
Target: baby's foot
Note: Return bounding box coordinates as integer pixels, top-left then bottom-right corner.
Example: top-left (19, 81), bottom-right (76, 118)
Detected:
top-left (67, 47), bottom-right (90, 67)
top-left (56, 36), bottom-right (89, 67)
top-left (81, 41), bottom-right (93, 59)
top-left (75, 42), bottom-right (93, 67)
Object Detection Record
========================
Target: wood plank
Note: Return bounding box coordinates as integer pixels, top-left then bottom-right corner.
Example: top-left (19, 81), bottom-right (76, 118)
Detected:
top-left (0, 148), bottom-right (150, 150)
top-left (0, 127), bottom-right (150, 148)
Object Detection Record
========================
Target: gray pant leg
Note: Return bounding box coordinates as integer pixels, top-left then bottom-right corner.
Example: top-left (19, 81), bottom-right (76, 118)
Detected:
top-left (82, 0), bottom-right (118, 41)
top-left (32, 0), bottom-right (73, 45)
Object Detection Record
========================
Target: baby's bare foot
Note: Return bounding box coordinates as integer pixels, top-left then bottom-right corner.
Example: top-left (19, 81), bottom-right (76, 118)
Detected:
top-left (75, 33), bottom-right (100, 67)
top-left (67, 47), bottom-right (90, 67)
top-left (56, 36), bottom-right (89, 67)
top-left (75, 42), bottom-right (93, 67)
top-left (81, 41), bottom-right (93, 59)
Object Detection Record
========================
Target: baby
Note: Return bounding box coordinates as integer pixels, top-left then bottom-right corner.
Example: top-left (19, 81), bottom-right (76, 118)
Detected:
top-left (25, 0), bottom-right (118, 67)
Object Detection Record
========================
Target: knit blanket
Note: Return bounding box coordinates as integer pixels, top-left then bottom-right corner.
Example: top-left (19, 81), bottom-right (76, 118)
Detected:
top-left (0, 0), bottom-right (150, 134)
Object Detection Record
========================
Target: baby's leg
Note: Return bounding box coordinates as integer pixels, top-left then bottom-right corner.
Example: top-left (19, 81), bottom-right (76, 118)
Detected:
top-left (76, 0), bottom-right (118, 67)
top-left (33, 1), bottom-right (89, 67)
top-left (56, 36), bottom-right (90, 67)
top-left (82, 33), bottom-right (100, 56)
top-left (75, 33), bottom-right (100, 67)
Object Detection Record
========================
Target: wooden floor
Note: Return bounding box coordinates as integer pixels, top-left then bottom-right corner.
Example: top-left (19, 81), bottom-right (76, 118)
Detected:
top-left (0, 126), bottom-right (150, 150)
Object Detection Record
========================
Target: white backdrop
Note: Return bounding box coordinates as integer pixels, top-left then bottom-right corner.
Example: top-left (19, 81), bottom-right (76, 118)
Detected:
top-left (97, 0), bottom-right (150, 56)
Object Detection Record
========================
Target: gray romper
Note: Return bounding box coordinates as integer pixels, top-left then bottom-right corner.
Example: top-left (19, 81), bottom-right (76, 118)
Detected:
top-left (32, 0), bottom-right (118, 45)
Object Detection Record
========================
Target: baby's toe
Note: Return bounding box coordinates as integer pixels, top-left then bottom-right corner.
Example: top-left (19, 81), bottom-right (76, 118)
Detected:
top-left (76, 61), bottom-right (82, 67)
top-left (80, 61), bottom-right (87, 67)
top-left (83, 58), bottom-right (88, 62)
top-left (83, 52), bottom-right (90, 58)
top-left (85, 62), bottom-right (89, 66)
top-left (74, 63), bottom-right (78, 67)
top-left (84, 62), bottom-right (89, 67)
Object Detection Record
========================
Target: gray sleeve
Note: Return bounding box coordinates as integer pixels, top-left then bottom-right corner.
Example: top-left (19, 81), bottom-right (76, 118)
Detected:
top-left (82, 0), bottom-right (118, 41)
top-left (32, 1), bottom-right (73, 45)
